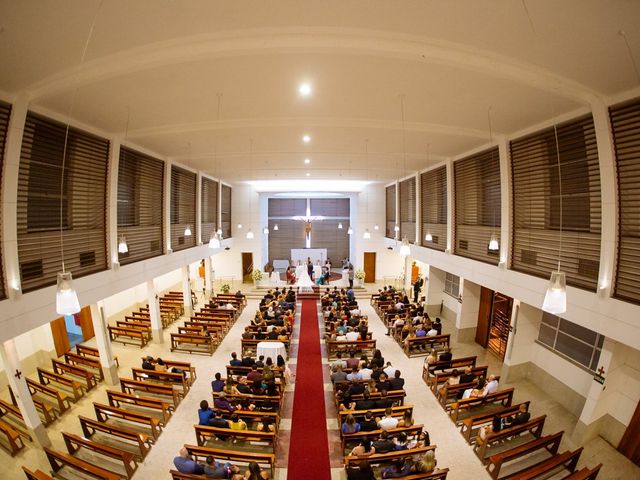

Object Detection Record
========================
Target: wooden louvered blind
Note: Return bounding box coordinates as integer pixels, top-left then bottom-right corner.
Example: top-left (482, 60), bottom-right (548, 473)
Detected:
top-left (311, 219), bottom-right (350, 263)
top-left (386, 184), bottom-right (396, 239)
top-left (117, 147), bottom-right (164, 265)
top-left (269, 198), bottom-right (306, 217)
top-left (399, 177), bottom-right (416, 244)
top-left (18, 112), bottom-right (109, 292)
top-left (454, 147), bottom-right (501, 265)
top-left (610, 98), bottom-right (640, 304)
top-left (201, 177), bottom-right (219, 243)
top-left (310, 198), bottom-right (350, 217)
top-left (0, 101), bottom-right (11, 299)
top-left (420, 165), bottom-right (447, 251)
top-left (268, 219), bottom-right (305, 261)
top-left (221, 184), bottom-right (232, 238)
top-left (510, 114), bottom-right (601, 290)
top-left (170, 166), bottom-right (196, 252)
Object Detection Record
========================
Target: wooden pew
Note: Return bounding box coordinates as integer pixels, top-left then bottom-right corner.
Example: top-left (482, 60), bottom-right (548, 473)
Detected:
top-left (44, 446), bottom-right (120, 480)
top-left (460, 401), bottom-right (531, 444)
top-left (37, 367), bottom-right (85, 402)
top-left (341, 424), bottom-right (423, 454)
top-left (404, 334), bottom-right (451, 357)
top-left (448, 388), bottom-right (514, 423)
top-left (226, 365), bottom-right (285, 380)
top-left (65, 351), bottom-right (105, 381)
top-left (170, 332), bottom-right (215, 355)
top-left (432, 366), bottom-right (488, 397)
top-left (218, 409), bottom-right (279, 428)
top-left (107, 390), bottom-right (172, 426)
top-left (422, 356), bottom-right (477, 384)
top-left (62, 431), bottom-right (138, 479)
top-left (326, 339), bottom-right (376, 359)
top-left (117, 319), bottom-right (153, 337)
top-left (344, 445), bottom-right (435, 469)
top-left (108, 325), bottom-right (149, 348)
top-left (338, 405), bottom-right (414, 424)
top-left (511, 448), bottom-right (584, 480)
top-left (194, 424), bottom-right (277, 452)
top-left (474, 415), bottom-right (547, 462)
top-left (79, 415), bottom-right (151, 461)
top-left (139, 357), bottom-right (197, 383)
top-left (183, 444), bottom-right (275, 476)
top-left (129, 311), bottom-right (171, 329)
top-left (93, 402), bottom-right (162, 442)
top-left (0, 418), bottom-right (25, 456)
top-left (120, 378), bottom-right (181, 408)
top-left (0, 398), bottom-right (33, 441)
top-left (7, 387), bottom-right (56, 426)
top-left (485, 431), bottom-right (563, 479)
top-left (213, 392), bottom-right (282, 412)
top-left (339, 390), bottom-right (407, 409)
top-left (561, 464), bottom-right (602, 480)
top-left (26, 377), bottom-right (71, 415)
top-left (52, 358), bottom-right (97, 391)
top-left (131, 367), bottom-right (189, 397)
top-left (76, 344), bottom-right (119, 368)
top-left (22, 467), bottom-right (53, 480)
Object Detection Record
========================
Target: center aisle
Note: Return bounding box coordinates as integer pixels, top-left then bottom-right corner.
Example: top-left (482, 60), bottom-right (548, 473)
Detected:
top-left (287, 299), bottom-right (331, 479)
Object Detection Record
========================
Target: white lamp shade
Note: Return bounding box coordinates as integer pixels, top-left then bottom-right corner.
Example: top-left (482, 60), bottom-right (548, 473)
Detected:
top-left (542, 271), bottom-right (567, 314)
top-left (488, 233), bottom-right (500, 251)
top-left (425, 232), bottom-right (433, 242)
top-left (347, 226), bottom-right (353, 235)
top-left (56, 272), bottom-right (81, 315)
top-left (237, 223), bottom-right (243, 229)
top-left (246, 229), bottom-right (254, 239)
top-left (399, 238), bottom-right (411, 256)
top-left (118, 237), bottom-right (128, 254)
top-left (273, 224), bottom-right (279, 231)
top-left (263, 227), bottom-right (269, 235)
top-left (338, 222), bottom-right (343, 229)
top-left (394, 225), bottom-right (400, 232)
top-left (374, 224), bottom-right (379, 230)
top-left (209, 233), bottom-right (221, 249)
top-left (363, 229), bottom-right (371, 239)
top-left (184, 225), bottom-right (192, 237)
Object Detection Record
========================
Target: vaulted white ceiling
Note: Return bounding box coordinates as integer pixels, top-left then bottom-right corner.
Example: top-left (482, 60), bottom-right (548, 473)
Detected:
top-left (1, 0), bottom-right (638, 183)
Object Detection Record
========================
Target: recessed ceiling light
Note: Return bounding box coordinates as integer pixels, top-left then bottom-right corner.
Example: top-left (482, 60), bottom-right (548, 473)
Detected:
top-left (304, 158), bottom-right (311, 164)
top-left (306, 172), bottom-right (311, 177)
top-left (299, 83), bottom-right (312, 96)
top-left (302, 135), bottom-right (311, 143)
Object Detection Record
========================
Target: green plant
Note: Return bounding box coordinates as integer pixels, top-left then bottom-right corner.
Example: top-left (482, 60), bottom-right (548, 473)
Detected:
top-left (220, 283), bottom-right (231, 293)
top-left (355, 269), bottom-right (366, 280)
top-left (251, 269), bottom-right (264, 282)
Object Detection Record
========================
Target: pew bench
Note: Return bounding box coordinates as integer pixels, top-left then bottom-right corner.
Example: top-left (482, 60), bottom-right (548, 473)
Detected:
top-left (44, 446), bottom-right (120, 480)
top-left (474, 415), bottom-right (547, 462)
top-left (131, 367), bottom-right (189, 397)
top-left (432, 365), bottom-right (489, 396)
top-left (120, 378), bottom-right (181, 408)
top-left (226, 365), bottom-right (285, 380)
top-left (26, 377), bottom-right (71, 415)
top-left (170, 333), bottom-right (216, 355)
top-left (107, 390), bottom-right (172, 426)
top-left (62, 431), bottom-right (138, 479)
top-left (460, 401), bottom-right (531, 444)
top-left (485, 431), bottom-right (563, 479)
top-left (449, 387), bottom-right (514, 424)
top-left (0, 398), bottom-right (33, 441)
top-left (326, 339), bottom-right (376, 359)
top-left (108, 325), bottom-right (150, 348)
top-left (93, 402), bottom-right (162, 442)
top-left (0, 418), bottom-right (25, 456)
top-left (37, 367), bottom-right (85, 402)
top-left (52, 358), bottom-right (97, 391)
top-left (22, 468), bottom-right (53, 480)
top-left (561, 464), bottom-right (602, 480)
top-left (341, 424), bottom-right (423, 454)
top-left (510, 447), bottom-right (584, 480)
top-left (338, 405), bottom-right (413, 424)
top-left (139, 357), bottom-right (197, 383)
top-left (213, 392), bottom-right (282, 413)
top-left (344, 445), bottom-right (436, 471)
top-left (404, 334), bottom-right (451, 357)
top-left (422, 356), bottom-right (478, 385)
top-left (194, 424), bottom-right (277, 453)
top-left (7, 387), bottom-right (56, 426)
top-left (184, 444), bottom-right (275, 477)
top-left (79, 415), bottom-right (151, 461)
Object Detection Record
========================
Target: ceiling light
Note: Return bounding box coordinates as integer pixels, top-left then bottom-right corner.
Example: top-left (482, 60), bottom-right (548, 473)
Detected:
top-left (302, 135), bottom-right (311, 143)
top-left (299, 83), bottom-right (312, 96)
top-left (184, 225), bottom-right (192, 237)
top-left (263, 227), bottom-right (269, 235)
top-left (246, 229), bottom-right (254, 240)
top-left (118, 235), bottom-right (129, 254)
top-left (306, 172), bottom-right (311, 177)
top-left (56, 272), bottom-right (81, 315)
top-left (217, 228), bottom-right (223, 235)
top-left (425, 232), bottom-right (433, 242)
top-left (273, 224), bottom-right (279, 231)
top-left (374, 224), bottom-right (379, 230)
top-left (542, 271), bottom-right (567, 314)
top-left (399, 238), bottom-right (411, 256)
top-left (304, 158), bottom-right (311, 164)
top-left (394, 225), bottom-right (400, 233)
top-left (338, 222), bottom-right (343, 229)
top-left (363, 229), bottom-right (371, 239)
top-left (488, 233), bottom-right (500, 251)
top-left (237, 223), bottom-right (243, 229)
top-left (347, 226), bottom-right (353, 235)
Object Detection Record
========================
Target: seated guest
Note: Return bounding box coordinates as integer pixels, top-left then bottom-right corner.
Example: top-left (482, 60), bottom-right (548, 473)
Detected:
top-left (372, 431), bottom-right (395, 453)
top-left (346, 365), bottom-right (362, 382)
top-left (342, 413), bottom-right (361, 434)
top-left (142, 356), bottom-right (155, 370)
top-left (256, 416), bottom-right (275, 432)
top-left (223, 378), bottom-right (241, 396)
top-left (359, 411), bottom-right (378, 431)
top-left (433, 317), bottom-right (442, 335)
top-left (331, 365), bottom-right (348, 384)
top-left (236, 377), bottom-right (252, 394)
top-left (354, 391), bottom-right (376, 411)
top-left (229, 352), bottom-right (242, 366)
top-left (173, 447), bottom-right (204, 474)
top-left (345, 327), bottom-right (359, 341)
top-left (383, 362), bottom-right (397, 379)
top-left (463, 374), bottom-right (499, 399)
top-left (255, 355), bottom-right (265, 368)
top-left (204, 455), bottom-right (239, 479)
top-left (244, 461), bottom-right (269, 480)
top-left (331, 352), bottom-right (347, 370)
top-left (229, 413), bottom-right (247, 431)
top-left (360, 363), bottom-right (373, 381)
top-left (438, 369), bottom-right (460, 398)
top-left (375, 373), bottom-right (391, 392)
top-left (346, 459), bottom-right (376, 480)
top-left (415, 325), bottom-right (427, 337)
top-left (155, 357), bottom-right (167, 372)
top-left (211, 372), bottom-right (225, 392)
top-left (381, 459), bottom-right (412, 478)
top-left (426, 349), bottom-right (438, 365)
top-left (397, 410), bottom-right (414, 427)
top-left (414, 450), bottom-right (437, 473)
top-left (393, 432), bottom-right (409, 451)
top-left (378, 408), bottom-right (399, 431)
top-left (349, 436), bottom-right (375, 457)
top-left (246, 365), bottom-right (262, 382)
top-left (438, 347), bottom-right (452, 363)
top-left (503, 404), bottom-right (531, 427)
top-left (346, 352), bottom-right (360, 370)
top-left (389, 370), bottom-right (404, 391)
top-left (241, 355), bottom-right (255, 367)
top-left (214, 393), bottom-right (237, 412)
top-left (198, 400), bottom-right (215, 426)
top-left (427, 325), bottom-right (438, 336)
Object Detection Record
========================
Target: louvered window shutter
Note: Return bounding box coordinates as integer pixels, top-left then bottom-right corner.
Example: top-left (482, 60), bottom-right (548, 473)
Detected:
top-left (610, 98), bottom-right (640, 304)
top-left (420, 165), bottom-right (447, 251)
top-left (0, 101), bottom-right (11, 299)
top-left (221, 184), bottom-right (232, 238)
top-left (201, 177), bottom-right (219, 243)
top-left (117, 147), bottom-right (164, 264)
top-left (386, 184), bottom-right (396, 239)
top-left (170, 166), bottom-right (196, 251)
top-left (510, 114), bottom-right (601, 290)
top-left (454, 147), bottom-right (501, 265)
top-left (17, 112), bottom-right (109, 292)
top-left (399, 177), bottom-right (416, 243)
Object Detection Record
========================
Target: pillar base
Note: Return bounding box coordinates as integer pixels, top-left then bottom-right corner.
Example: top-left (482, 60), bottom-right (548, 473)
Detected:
top-left (28, 422), bottom-right (51, 448)
top-left (102, 363), bottom-right (119, 385)
top-left (152, 329), bottom-right (164, 344)
top-left (454, 326), bottom-right (476, 343)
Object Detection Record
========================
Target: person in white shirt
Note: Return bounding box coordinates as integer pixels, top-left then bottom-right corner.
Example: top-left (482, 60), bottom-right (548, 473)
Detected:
top-left (345, 329), bottom-right (360, 342)
top-left (383, 362), bottom-right (397, 379)
top-left (346, 366), bottom-right (362, 382)
top-left (394, 301), bottom-right (404, 311)
top-left (336, 333), bottom-right (347, 341)
top-left (378, 408), bottom-right (399, 431)
top-left (463, 374), bottom-right (499, 399)
top-left (360, 364), bottom-right (373, 381)
top-left (330, 352), bottom-right (347, 370)
top-left (427, 327), bottom-right (438, 336)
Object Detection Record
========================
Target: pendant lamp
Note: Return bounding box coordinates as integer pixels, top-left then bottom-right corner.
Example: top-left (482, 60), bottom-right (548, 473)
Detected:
top-left (209, 231), bottom-right (221, 249)
top-left (425, 232), bottom-right (433, 242)
top-left (363, 229), bottom-right (371, 239)
top-left (399, 237), bottom-right (411, 256)
top-left (542, 271), bottom-right (567, 314)
top-left (246, 229), bottom-right (254, 239)
top-left (118, 235), bottom-right (129, 254)
top-left (56, 272), bottom-right (80, 315)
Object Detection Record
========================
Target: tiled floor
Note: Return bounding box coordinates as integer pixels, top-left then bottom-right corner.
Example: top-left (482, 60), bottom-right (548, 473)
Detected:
top-left (2, 285), bottom-right (638, 479)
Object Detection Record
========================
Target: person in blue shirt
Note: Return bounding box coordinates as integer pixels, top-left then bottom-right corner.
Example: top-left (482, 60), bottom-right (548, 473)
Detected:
top-left (173, 447), bottom-right (204, 474)
top-left (415, 326), bottom-right (427, 337)
top-left (211, 372), bottom-right (225, 392)
top-left (229, 352), bottom-right (242, 366)
top-left (198, 400), bottom-right (215, 426)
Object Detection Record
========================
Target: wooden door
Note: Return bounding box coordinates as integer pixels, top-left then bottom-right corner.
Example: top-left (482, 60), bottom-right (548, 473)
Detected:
top-left (487, 293), bottom-right (513, 360)
top-left (363, 252), bottom-right (376, 283)
top-left (619, 399), bottom-right (640, 465)
top-left (78, 306), bottom-right (95, 341)
top-left (50, 317), bottom-right (71, 357)
top-left (475, 286), bottom-right (494, 347)
top-left (242, 252), bottom-right (253, 283)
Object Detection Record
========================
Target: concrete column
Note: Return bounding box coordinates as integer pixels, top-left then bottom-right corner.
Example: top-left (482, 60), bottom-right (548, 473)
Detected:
top-left (0, 339), bottom-right (51, 447)
top-left (500, 302), bottom-right (542, 383)
top-left (181, 265), bottom-right (192, 313)
top-left (456, 279), bottom-right (480, 342)
top-left (415, 173), bottom-right (421, 244)
top-left (146, 280), bottom-right (163, 344)
top-left (89, 303), bottom-right (119, 385)
top-left (107, 137), bottom-right (121, 268)
top-left (164, 160), bottom-right (172, 253)
top-left (204, 256), bottom-right (213, 296)
top-left (497, 135), bottom-right (511, 268)
top-left (445, 158), bottom-right (454, 253)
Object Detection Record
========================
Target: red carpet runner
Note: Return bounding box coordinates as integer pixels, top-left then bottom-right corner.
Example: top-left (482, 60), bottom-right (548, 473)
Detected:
top-left (287, 299), bottom-right (331, 479)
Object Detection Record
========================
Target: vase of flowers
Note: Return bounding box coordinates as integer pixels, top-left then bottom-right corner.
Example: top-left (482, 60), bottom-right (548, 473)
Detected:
top-left (355, 269), bottom-right (366, 287)
top-left (220, 283), bottom-right (231, 294)
top-left (251, 269), bottom-right (264, 287)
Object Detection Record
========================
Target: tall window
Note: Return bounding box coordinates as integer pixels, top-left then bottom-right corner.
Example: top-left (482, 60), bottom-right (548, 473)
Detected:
top-left (170, 166), bottom-right (196, 251)
top-left (444, 272), bottom-right (460, 298)
top-left (221, 184), bottom-right (232, 239)
top-left (18, 112), bottom-right (109, 292)
top-left (399, 177), bottom-right (416, 243)
top-left (201, 177), bottom-right (219, 244)
top-left (385, 184), bottom-right (396, 239)
top-left (0, 101), bottom-right (11, 299)
top-left (610, 97), bottom-right (640, 304)
top-left (117, 147), bottom-right (164, 264)
top-left (510, 114), bottom-right (601, 290)
top-left (454, 147), bottom-right (501, 265)
top-left (421, 165), bottom-right (447, 251)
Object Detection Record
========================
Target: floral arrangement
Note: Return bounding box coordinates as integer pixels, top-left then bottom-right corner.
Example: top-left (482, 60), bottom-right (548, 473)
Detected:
top-left (251, 269), bottom-right (264, 282)
top-left (220, 283), bottom-right (231, 293)
top-left (355, 269), bottom-right (366, 280)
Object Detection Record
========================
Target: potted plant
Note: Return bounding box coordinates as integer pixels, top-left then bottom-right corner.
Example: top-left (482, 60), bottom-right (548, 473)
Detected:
top-left (251, 269), bottom-right (264, 287)
top-left (220, 283), bottom-right (231, 294)
top-left (355, 269), bottom-right (366, 287)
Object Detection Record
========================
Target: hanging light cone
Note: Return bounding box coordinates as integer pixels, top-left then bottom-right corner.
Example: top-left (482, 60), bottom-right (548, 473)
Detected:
top-left (363, 229), bottom-right (371, 239)
top-left (56, 272), bottom-right (81, 315)
top-left (425, 232), bottom-right (433, 242)
top-left (347, 226), bottom-right (353, 235)
top-left (273, 224), bottom-right (279, 231)
top-left (209, 232), bottom-right (221, 249)
top-left (217, 228), bottom-right (223, 235)
top-left (394, 224), bottom-right (400, 232)
top-left (338, 222), bottom-right (343, 229)
top-left (184, 225), bottom-right (192, 237)
top-left (399, 237), bottom-right (411, 256)
top-left (246, 229), bottom-right (254, 239)
top-left (118, 235), bottom-right (128, 254)
top-left (263, 227), bottom-right (269, 235)
top-left (374, 224), bottom-right (379, 230)
top-left (488, 233), bottom-right (500, 251)
top-left (542, 271), bottom-right (567, 314)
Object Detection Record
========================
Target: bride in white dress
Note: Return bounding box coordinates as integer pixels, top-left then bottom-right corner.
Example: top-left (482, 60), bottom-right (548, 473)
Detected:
top-left (295, 262), bottom-right (315, 291)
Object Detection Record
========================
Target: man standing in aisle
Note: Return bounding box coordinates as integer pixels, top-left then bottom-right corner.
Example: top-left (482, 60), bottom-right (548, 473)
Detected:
top-left (348, 265), bottom-right (355, 289)
top-left (413, 275), bottom-right (424, 303)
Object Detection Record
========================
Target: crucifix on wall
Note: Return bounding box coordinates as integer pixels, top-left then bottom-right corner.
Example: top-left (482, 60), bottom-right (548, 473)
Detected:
top-left (291, 199), bottom-right (325, 248)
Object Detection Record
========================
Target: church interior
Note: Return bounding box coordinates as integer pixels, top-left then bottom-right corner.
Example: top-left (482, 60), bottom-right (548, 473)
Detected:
top-left (0, 1), bottom-right (639, 479)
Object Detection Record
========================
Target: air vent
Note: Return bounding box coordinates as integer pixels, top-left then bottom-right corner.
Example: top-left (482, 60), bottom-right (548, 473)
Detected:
top-left (458, 239), bottom-right (468, 250)
top-left (80, 251), bottom-right (96, 267)
top-left (521, 250), bottom-right (537, 265)
top-left (150, 240), bottom-right (160, 252)
top-left (177, 236), bottom-right (185, 245)
top-left (20, 260), bottom-right (43, 281)
top-left (432, 235), bottom-right (439, 244)
top-left (578, 258), bottom-right (599, 280)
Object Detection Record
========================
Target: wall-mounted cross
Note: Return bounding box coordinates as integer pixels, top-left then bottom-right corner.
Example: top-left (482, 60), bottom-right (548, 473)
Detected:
top-left (14, 369), bottom-right (22, 379)
top-left (597, 366), bottom-right (606, 377)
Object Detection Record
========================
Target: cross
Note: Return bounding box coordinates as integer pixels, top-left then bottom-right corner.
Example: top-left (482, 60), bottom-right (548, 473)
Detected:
top-left (14, 369), bottom-right (22, 379)
top-left (597, 366), bottom-right (605, 377)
